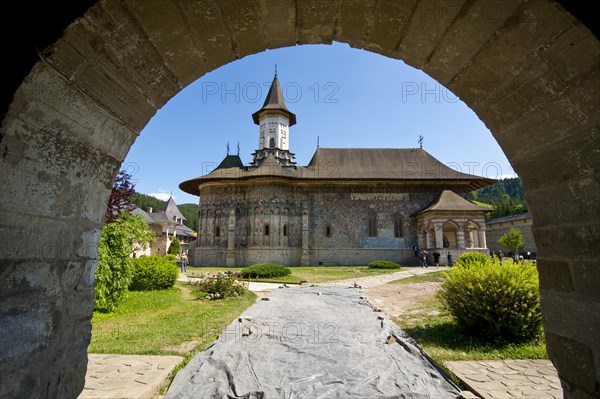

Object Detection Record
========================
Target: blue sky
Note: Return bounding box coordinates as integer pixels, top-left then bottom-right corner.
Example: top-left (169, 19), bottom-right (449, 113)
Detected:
top-left (124, 42), bottom-right (516, 205)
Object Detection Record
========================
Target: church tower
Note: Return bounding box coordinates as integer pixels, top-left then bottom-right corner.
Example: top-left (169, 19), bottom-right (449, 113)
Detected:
top-left (250, 71), bottom-right (297, 168)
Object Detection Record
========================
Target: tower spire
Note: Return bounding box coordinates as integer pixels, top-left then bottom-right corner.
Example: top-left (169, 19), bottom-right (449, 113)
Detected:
top-left (250, 70), bottom-right (297, 168)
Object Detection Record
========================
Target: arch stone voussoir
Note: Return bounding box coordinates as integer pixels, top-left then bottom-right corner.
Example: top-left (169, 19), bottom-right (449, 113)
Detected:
top-left (0, 0), bottom-right (599, 398)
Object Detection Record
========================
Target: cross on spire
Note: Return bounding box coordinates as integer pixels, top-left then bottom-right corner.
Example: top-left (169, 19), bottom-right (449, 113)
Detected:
top-left (226, 142), bottom-right (230, 155)
top-left (418, 135), bottom-right (424, 149)
top-left (274, 63), bottom-right (277, 77)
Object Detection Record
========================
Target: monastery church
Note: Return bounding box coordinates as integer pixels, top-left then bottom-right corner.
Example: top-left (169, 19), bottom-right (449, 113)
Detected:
top-left (180, 73), bottom-right (494, 267)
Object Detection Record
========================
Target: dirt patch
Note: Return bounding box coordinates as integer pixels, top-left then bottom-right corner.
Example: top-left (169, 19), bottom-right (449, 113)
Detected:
top-left (364, 281), bottom-right (443, 319)
top-left (163, 339), bottom-right (202, 354)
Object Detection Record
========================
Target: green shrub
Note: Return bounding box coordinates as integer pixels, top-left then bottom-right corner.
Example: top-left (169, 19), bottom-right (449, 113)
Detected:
top-left (368, 260), bottom-right (401, 269)
top-left (240, 263), bottom-right (291, 278)
top-left (94, 212), bottom-right (155, 312)
top-left (129, 256), bottom-right (179, 291)
top-left (438, 259), bottom-right (541, 342)
top-left (165, 254), bottom-right (177, 263)
top-left (191, 273), bottom-right (247, 300)
top-left (168, 238), bottom-right (181, 255)
top-left (94, 224), bottom-right (133, 312)
top-left (456, 252), bottom-right (489, 267)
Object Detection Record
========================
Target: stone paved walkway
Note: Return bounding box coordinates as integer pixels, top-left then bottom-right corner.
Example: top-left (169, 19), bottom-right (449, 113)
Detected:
top-left (323, 265), bottom-right (448, 288)
top-left (78, 354), bottom-right (182, 399)
top-left (446, 360), bottom-right (562, 399)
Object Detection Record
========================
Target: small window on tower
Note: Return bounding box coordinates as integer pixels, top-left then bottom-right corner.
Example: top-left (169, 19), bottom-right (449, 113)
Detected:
top-left (283, 225), bottom-right (288, 237)
top-left (215, 226), bottom-right (220, 237)
top-left (246, 224), bottom-right (251, 237)
top-left (269, 138), bottom-right (275, 148)
top-left (264, 224), bottom-right (270, 236)
top-left (326, 226), bottom-right (332, 237)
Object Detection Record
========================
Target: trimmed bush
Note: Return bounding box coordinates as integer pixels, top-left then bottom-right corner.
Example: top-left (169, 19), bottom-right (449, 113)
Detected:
top-left (129, 256), bottom-right (179, 291)
top-left (168, 238), bottom-right (181, 255)
top-left (438, 258), bottom-right (541, 342)
top-left (165, 254), bottom-right (177, 263)
top-left (368, 260), bottom-right (401, 269)
top-left (191, 273), bottom-right (246, 300)
top-left (240, 263), bottom-right (291, 278)
top-left (456, 252), bottom-right (489, 267)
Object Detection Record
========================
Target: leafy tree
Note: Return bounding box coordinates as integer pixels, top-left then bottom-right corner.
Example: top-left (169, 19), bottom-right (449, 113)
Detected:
top-left (105, 169), bottom-right (136, 223)
top-left (178, 203), bottom-right (200, 231)
top-left (168, 238), bottom-right (181, 255)
top-left (94, 212), bottom-right (155, 312)
top-left (470, 178), bottom-right (529, 220)
top-left (131, 192), bottom-right (166, 214)
top-left (498, 228), bottom-right (523, 254)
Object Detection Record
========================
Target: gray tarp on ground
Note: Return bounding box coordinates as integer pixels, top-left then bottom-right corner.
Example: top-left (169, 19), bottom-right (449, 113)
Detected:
top-left (166, 286), bottom-right (460, 399)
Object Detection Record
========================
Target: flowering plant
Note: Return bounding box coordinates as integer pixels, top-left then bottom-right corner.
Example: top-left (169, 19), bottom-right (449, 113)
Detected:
top-left (191, 272), bottom-right (247, 300)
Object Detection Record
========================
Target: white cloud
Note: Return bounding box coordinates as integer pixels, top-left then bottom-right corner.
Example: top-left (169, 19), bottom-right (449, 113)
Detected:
top-left (148, 189), bottom-right (175, 202)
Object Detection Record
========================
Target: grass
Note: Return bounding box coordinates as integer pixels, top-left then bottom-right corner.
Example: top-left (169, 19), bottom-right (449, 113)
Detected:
top-left (392, 288), bottom-right (547, 365)
top-left (185, 266), bottom-right (403, 284)
top-left (389, 270), bottom-right (447, 284)
top-left (89, 282), bottom-right (256, 356)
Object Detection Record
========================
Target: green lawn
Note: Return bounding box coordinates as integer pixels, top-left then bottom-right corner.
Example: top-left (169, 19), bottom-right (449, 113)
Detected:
top-left (392, 289), bottom-right (547, 364)
top-left (389, 270), bottom-right (447, 284)
top-left (185, 266), bottom-right (403, 284)
top-left (89, 282), bottom-right (256, 356)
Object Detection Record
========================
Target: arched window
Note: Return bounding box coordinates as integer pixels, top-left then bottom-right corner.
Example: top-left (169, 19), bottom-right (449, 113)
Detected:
top-left (394, 214), bottom-right (403, 238)
top-left (368, 214), bottom-right (377, 237)
top-left (269, 137), bottom-right (275, 148)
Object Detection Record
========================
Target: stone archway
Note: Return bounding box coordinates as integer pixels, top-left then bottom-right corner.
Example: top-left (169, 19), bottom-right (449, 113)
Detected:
top-left (1, 1), bottom-right (598, 398)
top-left (442, 220), bottom-right (459, 249)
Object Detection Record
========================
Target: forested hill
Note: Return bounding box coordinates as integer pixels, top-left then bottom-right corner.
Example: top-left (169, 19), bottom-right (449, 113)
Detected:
top-left (131, 192), bottom-right (199, 231)
top-left (470, 178), bottom-right (529, 220)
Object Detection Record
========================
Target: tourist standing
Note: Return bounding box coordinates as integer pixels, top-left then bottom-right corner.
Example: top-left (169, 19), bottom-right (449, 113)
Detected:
top-left (419, 250), bottom-right (428, 268)
top-left (413, 244), bottom-right (419, 257)
top-left (499, 251), bottom-right (504, 266)
top-left (447, 252), bottom-right (453, 267)
top-left (433, 251), bottom-right (441, 266)
top-left (181, 255), bottom-right (187, 272)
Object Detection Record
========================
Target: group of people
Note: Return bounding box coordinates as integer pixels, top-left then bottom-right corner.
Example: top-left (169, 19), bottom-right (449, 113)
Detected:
top-left (492, 251), bottom-right (533, 266)
top-left (413, 245), bottom-right (452, 268)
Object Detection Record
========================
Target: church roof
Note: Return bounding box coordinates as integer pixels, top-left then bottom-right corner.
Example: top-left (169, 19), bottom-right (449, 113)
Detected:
top-left (416, 190), bottom-right (494, 214)
top-left (305, 148), bottom-right (488, 181)
top-left (251, 74), bottom-right (297, 126)
top-left (216, 155), bottom-right (244, 170)
top-left (131, 207), bottom-right (155, 224)
top-left (161, 196), bottom-right (186, 222)
top-left (179, 148), bottom-right (496, 196)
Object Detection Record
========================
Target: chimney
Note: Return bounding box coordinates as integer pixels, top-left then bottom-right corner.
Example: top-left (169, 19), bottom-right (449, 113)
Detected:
top-left (147, 207), bottom-right (153, 214)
